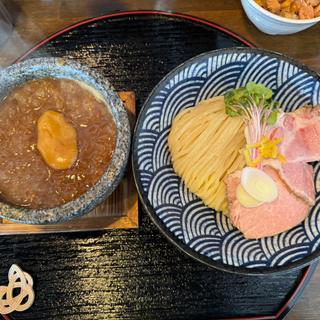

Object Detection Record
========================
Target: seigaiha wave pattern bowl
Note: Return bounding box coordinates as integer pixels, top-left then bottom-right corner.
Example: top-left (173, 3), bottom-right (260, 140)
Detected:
top-left (132, 47), bottom-right (320, 274)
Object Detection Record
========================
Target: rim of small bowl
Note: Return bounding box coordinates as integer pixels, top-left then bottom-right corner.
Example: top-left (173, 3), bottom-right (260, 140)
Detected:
top-left (247, 0), bottom-right (320, 24)
top-left (0, 57), bottom-right (131, 224)
top-left (132, 47), bottom-right (320, 275)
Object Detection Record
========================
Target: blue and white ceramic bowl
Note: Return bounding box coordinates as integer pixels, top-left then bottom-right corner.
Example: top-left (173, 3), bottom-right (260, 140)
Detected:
top-left (133, 48), bottom-right (320, 274)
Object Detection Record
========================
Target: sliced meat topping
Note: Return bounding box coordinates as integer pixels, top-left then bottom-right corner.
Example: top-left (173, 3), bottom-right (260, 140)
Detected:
top-left (270, 106), bottom-right (320, 162)
top-left (262, 159), bottom-right (315, 206)
top-left (225, 167), bottom-right (310, 239)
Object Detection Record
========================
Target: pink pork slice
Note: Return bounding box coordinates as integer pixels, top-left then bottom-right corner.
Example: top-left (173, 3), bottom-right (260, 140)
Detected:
top-left (225, 167), bottom-right (310, 239)
top-left (262, 159), bottom-right (315, 206)
top-left (270, 106), bottom-right (320, 163)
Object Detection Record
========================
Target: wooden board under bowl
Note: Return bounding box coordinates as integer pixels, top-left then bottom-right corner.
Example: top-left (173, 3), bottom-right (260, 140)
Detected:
top-left (0, 91), bottom-right (138, 235)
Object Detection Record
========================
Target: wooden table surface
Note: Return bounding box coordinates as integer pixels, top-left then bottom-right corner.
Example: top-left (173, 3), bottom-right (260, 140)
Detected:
top-left (1, 1), bottom-right (320, 319)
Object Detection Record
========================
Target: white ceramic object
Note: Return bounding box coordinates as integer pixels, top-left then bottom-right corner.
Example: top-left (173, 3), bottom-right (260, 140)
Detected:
top-left (241, 0), bottom-right (320, 35)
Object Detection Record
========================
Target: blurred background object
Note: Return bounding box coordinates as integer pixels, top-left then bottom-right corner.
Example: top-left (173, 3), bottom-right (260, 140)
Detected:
top-left (0, 0), bottom-right (33, 67)
top-left (0, 0), bottom-right (13, 47)
top-left (241, 0), bottom-right (320, 34)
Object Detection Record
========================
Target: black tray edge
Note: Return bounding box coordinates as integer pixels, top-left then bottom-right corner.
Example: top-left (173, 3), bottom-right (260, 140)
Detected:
top-left (15, 10), bottom-right (255, 64)
top-left (9, 10), bottom-right (315, 320)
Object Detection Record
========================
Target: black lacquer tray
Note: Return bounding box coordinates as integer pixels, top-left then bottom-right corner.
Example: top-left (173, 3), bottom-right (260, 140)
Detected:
top-left (0, 11), bottom-right (316, 320)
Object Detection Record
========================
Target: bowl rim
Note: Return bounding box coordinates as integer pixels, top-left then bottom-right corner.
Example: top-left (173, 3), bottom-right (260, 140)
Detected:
top-left (0, 57), bottom-right (131, 224)
top-left (245, 0), bottom-right (320, 24)
top-left (132, 46), bottom-right (320, 275)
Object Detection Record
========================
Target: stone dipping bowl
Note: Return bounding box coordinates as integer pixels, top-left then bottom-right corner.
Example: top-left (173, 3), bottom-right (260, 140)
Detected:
top-left (0, 58), bottom-right (131, 224)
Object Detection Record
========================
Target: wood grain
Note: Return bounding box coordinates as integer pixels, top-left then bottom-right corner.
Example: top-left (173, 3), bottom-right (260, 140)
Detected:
top-left (0, 91), bottom-right (138, 234)
top-left (0, 1), bottom-right (320, 319)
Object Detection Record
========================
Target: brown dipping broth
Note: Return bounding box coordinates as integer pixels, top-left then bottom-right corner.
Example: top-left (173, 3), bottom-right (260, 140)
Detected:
top-left (0, 78), bottom-right (117, 209)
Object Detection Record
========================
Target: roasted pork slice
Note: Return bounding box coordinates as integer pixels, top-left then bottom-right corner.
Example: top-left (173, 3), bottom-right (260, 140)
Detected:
top-left (262, 159), bottom-right (315, 206)
top-left (225, 167), bottom-right (311, 239)
top-left (270, 106), bottom-right (320, 163)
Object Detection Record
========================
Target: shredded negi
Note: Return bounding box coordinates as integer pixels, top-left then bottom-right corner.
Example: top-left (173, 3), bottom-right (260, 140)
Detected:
top-left (224, 82), bottom-right (284, 167)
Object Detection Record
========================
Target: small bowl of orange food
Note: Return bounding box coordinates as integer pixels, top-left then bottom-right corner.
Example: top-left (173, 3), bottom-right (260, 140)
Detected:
top-left (0, 58), bottom-right (131, 224)
top-left (241, 0), bottom-right (320, 34)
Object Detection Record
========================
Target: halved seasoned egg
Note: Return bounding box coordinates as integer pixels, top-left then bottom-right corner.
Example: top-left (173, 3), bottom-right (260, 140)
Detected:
top-left (240, 167), bottom-right (278, 203)
top-left (236, 185), bottom-right (263, 208)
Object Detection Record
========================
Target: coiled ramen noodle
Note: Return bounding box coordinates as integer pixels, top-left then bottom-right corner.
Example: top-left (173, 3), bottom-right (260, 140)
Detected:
top-left (168, 96), bottom-right (245, 215)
